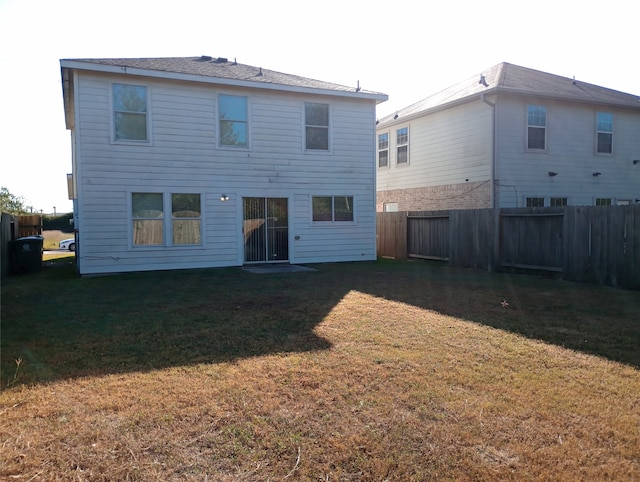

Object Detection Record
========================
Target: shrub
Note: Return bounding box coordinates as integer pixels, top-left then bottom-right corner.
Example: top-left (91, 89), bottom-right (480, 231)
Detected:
top-left (43, 213), bottom-right (74, 233)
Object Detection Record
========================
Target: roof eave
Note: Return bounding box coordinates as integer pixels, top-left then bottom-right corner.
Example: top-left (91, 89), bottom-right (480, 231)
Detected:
top-left (59, 60), bottom-right (388, 103)
top-left (377, 89), bottom-right (498, 127)
top-left (377, 83), bottom-right (640, 128)
top-left (61, 67), bottom-right (74, 129)
top-left (496, 86), bottom-right (640, 110)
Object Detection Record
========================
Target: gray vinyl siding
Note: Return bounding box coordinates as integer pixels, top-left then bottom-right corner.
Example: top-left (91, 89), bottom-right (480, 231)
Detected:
top-left (72, 72), bottom-right (377, 274)
top-left (496, 94), bottom-right (640, 207)
top-left (377, 101), bottom-right (493, 193)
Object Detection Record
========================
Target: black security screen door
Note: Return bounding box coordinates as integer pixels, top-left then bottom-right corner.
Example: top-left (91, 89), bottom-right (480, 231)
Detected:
top-left (243, 197), bottom-right (289, 263)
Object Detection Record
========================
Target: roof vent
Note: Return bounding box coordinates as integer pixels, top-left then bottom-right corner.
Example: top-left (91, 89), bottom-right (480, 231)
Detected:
top-left (257, 67), bottom-right (263, 77)
top-left (479, 74), bottom-right (489, 87)
top-left (216, 57), bottom-right (228, 63)
top-left (199, 55), bottom-right (212, 61)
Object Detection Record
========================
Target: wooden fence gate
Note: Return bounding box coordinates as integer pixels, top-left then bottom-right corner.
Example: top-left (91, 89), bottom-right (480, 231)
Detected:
top-left (499, 208), bottom-right (564, 272)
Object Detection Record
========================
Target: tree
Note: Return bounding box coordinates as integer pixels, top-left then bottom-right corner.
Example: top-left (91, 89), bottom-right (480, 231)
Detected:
top-left (0, 187), bottom-right (31, 215)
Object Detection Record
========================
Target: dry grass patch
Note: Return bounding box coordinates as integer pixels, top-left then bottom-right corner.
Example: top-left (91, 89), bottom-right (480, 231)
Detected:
top-left (42, 230), bottom-right (74, 250)
top-left (1, 260), bottom-right (639, 480)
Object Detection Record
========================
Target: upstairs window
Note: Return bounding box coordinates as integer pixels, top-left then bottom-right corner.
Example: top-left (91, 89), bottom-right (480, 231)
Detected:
top-left (396, 127), bottom-right (409, 164)
top-left (219, 95), bottom-right (248, 147)
top-left (378, 132), bottom-right (389, 168)
top-left (527, 105), bottom-right (546, 150)
top-left (113, 84), bottom-right (148, 141)
top-left (312, 196), bottom-right (354, 222)
top-left (305, 102), bottom-right (329, 150)
top-left (595, 198), bottom-right (612, 206)
top-left (596, 112), bottom-right (613, 154)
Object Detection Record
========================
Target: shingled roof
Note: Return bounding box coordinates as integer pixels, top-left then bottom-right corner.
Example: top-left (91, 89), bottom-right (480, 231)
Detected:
top-left (379, 62), bottom-right (640, 124)
top-left (60, 56), bottom-right (387, 102)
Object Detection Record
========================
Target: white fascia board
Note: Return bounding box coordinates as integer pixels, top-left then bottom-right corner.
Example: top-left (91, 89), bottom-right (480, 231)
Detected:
top-left (377, 92), bottom-right (491, 128)
top-left (60, 60), bottom-right (388, 103)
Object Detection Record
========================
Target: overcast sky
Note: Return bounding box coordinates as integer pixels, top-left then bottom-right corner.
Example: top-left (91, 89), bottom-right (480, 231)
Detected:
top-left (1, 0), bottom-right (638, 214)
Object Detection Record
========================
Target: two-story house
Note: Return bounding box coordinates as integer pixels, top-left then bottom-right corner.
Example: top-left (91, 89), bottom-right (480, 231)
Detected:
top-left (61, 56), bottom-right (387, 275)
top-left (376, 62), bottom-right (640, 211)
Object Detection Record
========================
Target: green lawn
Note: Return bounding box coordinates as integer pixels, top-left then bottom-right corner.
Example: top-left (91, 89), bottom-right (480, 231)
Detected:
top-left (1, 259), bottom-right (639, 480)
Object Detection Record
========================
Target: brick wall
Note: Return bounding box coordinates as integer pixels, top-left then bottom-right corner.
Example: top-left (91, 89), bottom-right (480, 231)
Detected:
top-left (377, 181), bottom-right (492, 212)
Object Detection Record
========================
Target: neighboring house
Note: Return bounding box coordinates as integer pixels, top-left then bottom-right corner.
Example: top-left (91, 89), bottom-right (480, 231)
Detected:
top-left (60, 56), bottom-right (387, 275)
top-left (376, 62), bottom-right (640, 211)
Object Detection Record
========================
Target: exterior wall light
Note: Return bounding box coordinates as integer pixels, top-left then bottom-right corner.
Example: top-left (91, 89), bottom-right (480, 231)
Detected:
top-left (592, 172), bottom-right (601, 177)
top-left (220, 194), bottom-right (229, 202)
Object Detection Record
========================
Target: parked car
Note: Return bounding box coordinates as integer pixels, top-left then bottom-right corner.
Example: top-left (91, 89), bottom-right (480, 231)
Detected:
top-left (59, 238), bottom-right (76, 251)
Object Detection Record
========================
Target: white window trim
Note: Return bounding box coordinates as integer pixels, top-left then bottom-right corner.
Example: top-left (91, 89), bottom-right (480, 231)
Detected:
top-left (129, 191), bottom-right (205, 249)
top-left (549, 197), bottom-right (568, 207)
top-left (110, 82), bottom-right (152, 145)
top-left (377, 131), bottom-right (390, 169)
top-left (310, 195), bottom-right (356, 224)
top-left (525, 104), bottom-right (546, 152)
top-left (594, 197), bottom-right (612, 206)
top-left (525, 196), bottom-right (546, 207)
top-left (170, 192), bottom-right (204, 247)
top-left (395, 126), bottom-right (410, 166)
top-left (383, 202), bottom-right (399, 212)
top-left (217, 93), bottom-right (251, 150)
top-left (595, 112), bottom-right (613, 155)
top-left (303, 102), bottom-right (332, 154)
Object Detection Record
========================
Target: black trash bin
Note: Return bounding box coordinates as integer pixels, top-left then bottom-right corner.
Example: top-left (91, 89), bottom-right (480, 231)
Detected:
top-left (11, 236), bottom-right (44, 273)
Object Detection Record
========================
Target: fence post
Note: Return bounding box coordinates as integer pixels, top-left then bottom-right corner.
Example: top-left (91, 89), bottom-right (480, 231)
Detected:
top-left (492, 207), bottom-right (500, 272)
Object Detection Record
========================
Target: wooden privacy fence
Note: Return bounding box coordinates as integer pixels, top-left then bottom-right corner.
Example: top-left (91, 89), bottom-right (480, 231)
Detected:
top-left (1, 212), bottom-right (15, 278)
top-left (17, 214), bottom-right (42, 237)
top-left (1, 214), bottom-right (43, 278)
top-left (377, 206), bottom-right (640, 290)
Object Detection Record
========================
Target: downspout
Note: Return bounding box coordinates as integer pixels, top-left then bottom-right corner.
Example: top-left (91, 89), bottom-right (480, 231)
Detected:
top-left (481, 93), bottom-right (497, 208)
top-left (481, 92), bottom-right (499, 271)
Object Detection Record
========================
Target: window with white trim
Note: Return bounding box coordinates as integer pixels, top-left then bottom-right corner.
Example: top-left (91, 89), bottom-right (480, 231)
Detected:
top-left (312, 196), bottom-right (354, 222)
top-left (219, 94), bottom-right (248, 147)
top-left (132, 192), bottom-right (202, 246)
top-left (172, 194), bottom-right (201, 245)
top-left (550, 197), bottom-right (567, 207)
top-left (396, 127), bottom-right (409, 164)
top-left (132, 193), bottom-right (164, 245)
top-left (383, 202), bottom-right (398, 212)
top-left (596, 112), bottom-right (613, 154)
top-left (305, 102), bottom-right (329, 150)
top-left (113, 84), bottom-right (148, 141)
top-left (527, 105), bottom-right (546, 150)
top-left (378, 132), bottom-right (389, 168)
top-left (526, 197), bottom-right (545, 207)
